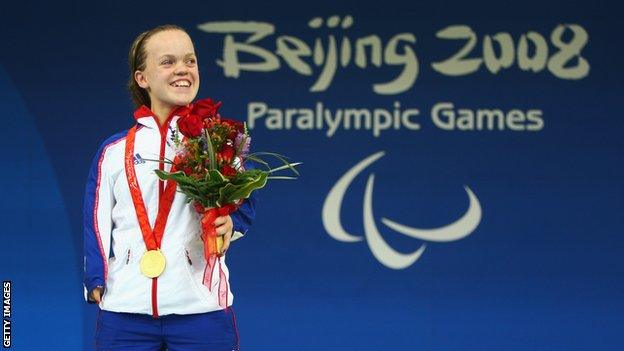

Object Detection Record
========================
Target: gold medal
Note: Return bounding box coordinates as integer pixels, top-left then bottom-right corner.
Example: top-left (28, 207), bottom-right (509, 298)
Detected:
top-left (140, 249), bottom-right (166, 278)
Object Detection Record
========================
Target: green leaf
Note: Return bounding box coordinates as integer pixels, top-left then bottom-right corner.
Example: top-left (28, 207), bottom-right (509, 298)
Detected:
top-left (244, 155), bottom-right (270, 169)
top-left (246, 152), bottom-right (300, 176)
top-left (205, 129), bottom-right (216, 171)
top-left (217, 171), bottom-right (268, 206)
top-left (267, 162), bottom-right (302, 174)
top-left (205, 169), bottom-right (227, 183)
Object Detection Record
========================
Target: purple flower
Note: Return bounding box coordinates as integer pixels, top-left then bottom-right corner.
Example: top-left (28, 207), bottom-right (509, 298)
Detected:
top-left (234, 132), bottom-right (251, 156)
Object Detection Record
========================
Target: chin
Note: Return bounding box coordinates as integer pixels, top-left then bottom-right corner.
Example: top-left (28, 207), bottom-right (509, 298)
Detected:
top-left (172, 95), bottom-right (195, 107)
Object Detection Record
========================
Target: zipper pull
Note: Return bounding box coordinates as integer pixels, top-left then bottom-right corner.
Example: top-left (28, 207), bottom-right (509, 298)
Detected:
top-left (185, 249), bottom-right (193, 265)
top-left (126, 248), bottom-right (131, 265)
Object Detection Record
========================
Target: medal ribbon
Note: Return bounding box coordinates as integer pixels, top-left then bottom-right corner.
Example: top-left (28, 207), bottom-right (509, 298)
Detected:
top-left (124, 125), bottom-right (178, 251)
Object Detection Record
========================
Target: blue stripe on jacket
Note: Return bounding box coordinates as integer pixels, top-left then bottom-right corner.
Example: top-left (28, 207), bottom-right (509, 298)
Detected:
top-left (83, 130), bottom-right (127, 303)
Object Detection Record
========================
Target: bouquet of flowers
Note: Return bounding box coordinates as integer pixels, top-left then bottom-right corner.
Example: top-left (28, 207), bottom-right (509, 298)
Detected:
top-left (154, 98), bottom-right (299, 306)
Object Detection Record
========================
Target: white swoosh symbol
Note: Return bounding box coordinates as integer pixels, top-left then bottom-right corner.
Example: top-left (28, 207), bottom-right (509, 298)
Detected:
top-left (322, 151), bottom-right (385, 242)
top-left (364, 174), bottom-right (427, 269)
top-left (381, 186), bottom-right (482, 242)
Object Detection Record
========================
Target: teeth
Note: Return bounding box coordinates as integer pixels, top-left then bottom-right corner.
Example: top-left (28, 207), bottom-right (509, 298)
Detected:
top-left (171, 80), bottom-right (191, 87)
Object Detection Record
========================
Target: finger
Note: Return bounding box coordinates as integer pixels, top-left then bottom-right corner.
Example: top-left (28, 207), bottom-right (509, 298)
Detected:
top-left (216, 225), bottom-right (231, 236)
top-left (93, 290), bottom-right (101, 303)
top-left (213, 216), bottom-right (228, 226)
top-left (216, 220), bottom-right (233, 235)
top-left (220, 232), bottom-right (232, 256)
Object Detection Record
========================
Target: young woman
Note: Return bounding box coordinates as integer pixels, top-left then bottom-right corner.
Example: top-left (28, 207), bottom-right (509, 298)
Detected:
top-left (83, 24), bottom-right (255, 351)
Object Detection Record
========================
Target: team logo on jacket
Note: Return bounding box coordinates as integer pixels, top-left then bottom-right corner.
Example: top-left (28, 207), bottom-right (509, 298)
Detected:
top-left (133, 153), bottom-right (146, 165)
top-left (322, 151), bottom-right (482, 269)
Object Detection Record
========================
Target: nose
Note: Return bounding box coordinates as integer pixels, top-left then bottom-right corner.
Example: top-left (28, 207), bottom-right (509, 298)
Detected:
top-left (174, 62), bottom-right (189, 75)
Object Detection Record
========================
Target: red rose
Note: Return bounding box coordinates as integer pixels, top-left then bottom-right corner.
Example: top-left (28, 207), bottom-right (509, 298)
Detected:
top-left (193, 98), bottom-right (222, 119)
top-left (221, 165), bottom-right (237, 177)
top-left (178, 113), bottom-right (203, 138)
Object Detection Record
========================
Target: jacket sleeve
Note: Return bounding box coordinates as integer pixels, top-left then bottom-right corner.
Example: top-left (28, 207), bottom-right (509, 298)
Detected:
top-left (83, 141), bottom-right (115, 303)
top-left (230, 161), bottom-right (258, 241)
top-left (230, 191), bottom-right (257, 241)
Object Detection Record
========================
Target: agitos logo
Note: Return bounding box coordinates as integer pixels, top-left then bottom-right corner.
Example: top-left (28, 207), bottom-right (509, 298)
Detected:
top-left (322, 152), bottom-right (482, 269)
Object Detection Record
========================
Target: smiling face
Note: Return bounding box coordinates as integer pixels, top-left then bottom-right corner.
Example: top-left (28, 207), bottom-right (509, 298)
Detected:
top-left (134, 29), bottom-right (200, 118)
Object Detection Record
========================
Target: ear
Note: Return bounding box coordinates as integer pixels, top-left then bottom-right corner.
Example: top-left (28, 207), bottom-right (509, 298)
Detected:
top-left (135, 70), bottom-right (149, 89)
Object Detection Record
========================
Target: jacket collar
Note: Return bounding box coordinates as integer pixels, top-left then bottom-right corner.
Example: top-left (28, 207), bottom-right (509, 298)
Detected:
top-left (133, 104), bottom-right (191, 129)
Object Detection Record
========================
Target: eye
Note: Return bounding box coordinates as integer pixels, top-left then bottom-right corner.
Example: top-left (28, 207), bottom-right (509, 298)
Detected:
top-left (186, 58), bottom-right (197, 65)
top-left (161, 59), bottom-right (173, 65)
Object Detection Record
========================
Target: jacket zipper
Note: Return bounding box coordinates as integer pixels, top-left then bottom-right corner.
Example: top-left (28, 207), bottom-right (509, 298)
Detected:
top-left (185, 249), bottom-right (193, 265)
top-left (151, 111), bottom-right (176, 319)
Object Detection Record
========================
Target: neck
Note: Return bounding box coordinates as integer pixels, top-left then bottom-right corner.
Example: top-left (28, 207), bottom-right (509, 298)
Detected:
top-left (151, 102), bottom-right (174, 126)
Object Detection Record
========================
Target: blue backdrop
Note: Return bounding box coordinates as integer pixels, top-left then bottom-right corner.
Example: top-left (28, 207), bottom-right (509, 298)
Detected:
top-left (1, 0), bottom-right (623, 350)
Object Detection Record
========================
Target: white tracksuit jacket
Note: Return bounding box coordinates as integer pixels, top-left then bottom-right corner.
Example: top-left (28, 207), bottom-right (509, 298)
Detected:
top-left (83, 106), bottom-right (256, 317)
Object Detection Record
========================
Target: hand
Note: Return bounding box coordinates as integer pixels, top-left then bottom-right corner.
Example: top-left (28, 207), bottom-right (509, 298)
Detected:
top-left (214, 215), bottom-right (233, 256)
top-left (90, 286), bottom-right (104, 304)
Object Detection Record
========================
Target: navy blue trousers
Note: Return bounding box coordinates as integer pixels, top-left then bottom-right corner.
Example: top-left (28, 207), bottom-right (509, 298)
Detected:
top-left (94, 308), bottom-right (239, 351)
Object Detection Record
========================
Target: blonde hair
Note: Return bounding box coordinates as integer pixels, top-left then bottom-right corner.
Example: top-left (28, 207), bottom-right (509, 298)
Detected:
top-left (127, 24), bottom-right (189, 108)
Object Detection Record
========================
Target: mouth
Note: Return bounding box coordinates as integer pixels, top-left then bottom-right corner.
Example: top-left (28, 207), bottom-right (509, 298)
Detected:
top-left (170, 79), bottom-right (192, 88)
